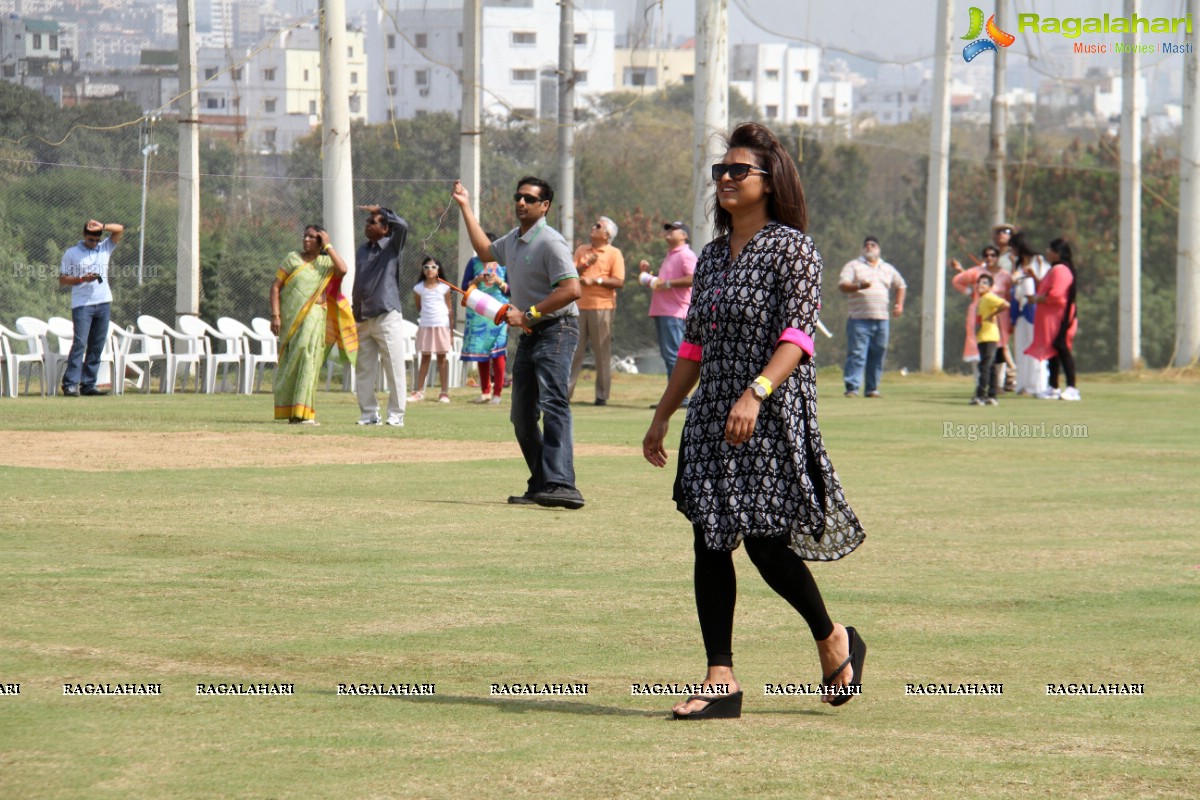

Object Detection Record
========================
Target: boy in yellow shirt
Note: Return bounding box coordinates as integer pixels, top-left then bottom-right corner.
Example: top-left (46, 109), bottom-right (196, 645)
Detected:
top-left (971, 273), bottom-right (1011, 406)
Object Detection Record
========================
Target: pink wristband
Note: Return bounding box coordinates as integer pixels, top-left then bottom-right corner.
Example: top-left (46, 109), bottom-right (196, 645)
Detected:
top-left (677, 341), bottom-right (703, 362)
top-left (777, 327), bottom-right (814, 361)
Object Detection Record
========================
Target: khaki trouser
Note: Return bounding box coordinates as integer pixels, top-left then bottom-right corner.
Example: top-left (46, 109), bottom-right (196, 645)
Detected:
top-left (568, 308), bottom-right (614, 402)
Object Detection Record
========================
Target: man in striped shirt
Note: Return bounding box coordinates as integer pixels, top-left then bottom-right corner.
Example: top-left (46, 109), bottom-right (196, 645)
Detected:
top-left (838, 236), bottom-right (906, 398)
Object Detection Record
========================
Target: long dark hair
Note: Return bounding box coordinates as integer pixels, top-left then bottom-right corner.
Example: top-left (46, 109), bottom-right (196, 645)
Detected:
top-left (1048, 237), bottom-right (1077, 318)
top-left (712, 122), bottom-right (807, 239)
top-left (1009, 231), bottom-right (1039, 266)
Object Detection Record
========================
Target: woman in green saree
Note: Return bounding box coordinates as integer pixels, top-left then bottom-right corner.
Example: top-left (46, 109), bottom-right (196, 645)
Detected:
top-left (270, 225), bottom-right (354, 424)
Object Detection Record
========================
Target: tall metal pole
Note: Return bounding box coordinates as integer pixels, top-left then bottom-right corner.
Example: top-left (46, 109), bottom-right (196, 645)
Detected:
top-left (692, 0), bottom-right (728, 250)
top-left (458, 0), bottom-right (482, 297)
top-left (138, 136), bottom-right (158, 287)
top-left (920, 0), bottom-right (953, 373)
top-left (988, 1), bottom-right (1007, 226)
top-left (1119, 0), bottom-right (1142, 370)
top-left (557, 0), bottom-right (575, 245)
top-left (175, 0), bottom-right (200, 323)
top-left (321, 0), bottom-right (355, 292)
top-left (1175, 0), bottom-right (1200, 367)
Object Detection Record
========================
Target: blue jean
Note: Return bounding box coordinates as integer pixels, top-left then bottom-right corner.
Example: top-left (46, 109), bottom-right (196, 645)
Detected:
top-left (654, 315), bottom-right (685, 379)
top-left (843, 317), bottom-right (889, 394)
top-left (510, 316), bottom-right (579, 493)
top-left (64, 302), bottom-right (111, 391)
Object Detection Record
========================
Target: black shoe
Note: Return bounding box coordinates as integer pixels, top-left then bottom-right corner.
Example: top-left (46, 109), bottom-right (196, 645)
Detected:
top-left (81, 387), bottom-right (109, 396)
top-left (507, 492), bottom-right (538, 505)
top-left (62, 386), bottom-right (80, 397)
top-left (672, 690), bottom-right (744, 720)
top-left (533, 485), bottom-right (585, 510)
top-left (594, 398), bottom-right (606, 406)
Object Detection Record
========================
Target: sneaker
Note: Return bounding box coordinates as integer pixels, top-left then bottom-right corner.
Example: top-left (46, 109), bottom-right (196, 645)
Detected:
top-left (470, 393), bottom-right (491, 404)
top-left (507, 492), bottom-right (538, 505)
top-left (533, 485), bottom-right (585, 510)
top-left (438, 393), bottom-right (451, 404)
top-left (1060, 386), bottom-right (1081, 402)
top-left (489, 395), bottom-right (502, 405)
top-left (865, 390), bottom-right (882, 398)
top-left (985, 397), bottom-right (999, 406)
top-left (357, 413), bottom-right (382, 425)
top-left (408, 391), bottom-right (424, 402)
top-left (61, 385), bottom-right (80, 397)
top-left (386, 414), bottom-right (404, 427)
top-left (969, 396), bottom-right (985, 406)
top-left (843, 390), bottom-right (858, 398)
top-left (1037, 388), bottom-right (1062, 400)
top-left (81, 387), bottom-right (109, 396)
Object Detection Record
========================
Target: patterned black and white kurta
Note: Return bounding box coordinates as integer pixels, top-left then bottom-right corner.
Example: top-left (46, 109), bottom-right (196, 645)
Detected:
top-left (673, 222), bottom-right (866, 561)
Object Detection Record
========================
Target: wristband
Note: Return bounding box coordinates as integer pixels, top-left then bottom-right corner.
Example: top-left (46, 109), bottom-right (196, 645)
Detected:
top-left (753, 375), bottom-right (773, 396)
top-left (528, 305), bottom-right (542, 319)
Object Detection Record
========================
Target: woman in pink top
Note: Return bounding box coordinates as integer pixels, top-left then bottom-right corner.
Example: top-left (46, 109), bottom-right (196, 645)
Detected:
top-left (1025, 238), bottom-right (1079, 401)
top-left (950, 245), bottom-right (1013, 365)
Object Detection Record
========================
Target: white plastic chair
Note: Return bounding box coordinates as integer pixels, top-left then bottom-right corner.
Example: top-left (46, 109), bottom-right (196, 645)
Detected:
top-left (136, 315), bottom-right (204, 393)
top-left (248, 317), bottom-right (280, 393)
top-left (1, 322), bottom-right (47, 396)
top-left (180, 315), bottom-right (243, 393)
top-left (113, 324), bottom-right (163, 393)
top-left (447, 330), bottom-right (465, 389)
top-left (106, 322), bottom-right (134, 395)
top-left (15, 317), bottom-right (58, 395)
top-left (400, 318), bottom-right (419, 389)
top-left (219, 317), bottom-right (271, 394)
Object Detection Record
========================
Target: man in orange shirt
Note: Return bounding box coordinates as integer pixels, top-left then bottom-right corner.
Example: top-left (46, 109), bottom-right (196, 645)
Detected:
top-left (568, 215), bottom-right (625, 406)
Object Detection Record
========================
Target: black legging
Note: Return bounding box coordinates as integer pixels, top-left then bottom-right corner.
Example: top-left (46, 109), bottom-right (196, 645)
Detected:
top-left (1047, 326), bottom-right (1076, 389)
top-left (692, 524), bottom-right (834, 668)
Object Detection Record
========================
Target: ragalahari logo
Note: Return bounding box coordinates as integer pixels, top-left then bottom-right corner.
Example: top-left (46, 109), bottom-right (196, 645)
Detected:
top-left (962, 7), bottom-right (1015, 62)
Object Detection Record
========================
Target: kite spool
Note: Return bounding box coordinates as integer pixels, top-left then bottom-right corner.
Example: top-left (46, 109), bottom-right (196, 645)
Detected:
top-left (461, 284), bottom-right (513, 325)
top-left (638, 271), bottom-right (656, 287)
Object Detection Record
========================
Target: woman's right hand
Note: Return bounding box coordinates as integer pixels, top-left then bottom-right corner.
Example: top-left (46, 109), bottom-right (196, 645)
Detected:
top-left (270, 315), bottom-right (281, 336)
top-left (643, 419), bottom-right (670, 468)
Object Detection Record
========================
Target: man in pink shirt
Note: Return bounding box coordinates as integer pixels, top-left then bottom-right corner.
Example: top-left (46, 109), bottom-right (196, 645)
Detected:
top-left (638, 221), bottom-right (697, 407)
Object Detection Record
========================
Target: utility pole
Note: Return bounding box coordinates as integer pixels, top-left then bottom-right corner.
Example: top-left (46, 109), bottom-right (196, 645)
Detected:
top-left (1176, 0), bottom-right (1200, 366)
top-left (320, 0), bottom-right (355, 292)
top-left (987, 1), bottom-right (1007, 226)
top-left (175, 0), bottom-right (200, 323)
top-left (921, 0), bottom-right (953, 373)
top-left (458, 0), bottom-right (482, 296)
top-left (557, 0), bottom-right (575, 245)
top-left (692, 0), bottom-right (728, 250)
top-left (1119, 0), bottom-right (1143, 370)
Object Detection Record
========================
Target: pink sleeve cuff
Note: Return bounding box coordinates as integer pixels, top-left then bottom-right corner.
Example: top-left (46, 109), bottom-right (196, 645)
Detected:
top-left (777, 327), bottom-right (814, 361)
top-left (677, 341), bottom-right (703, 362)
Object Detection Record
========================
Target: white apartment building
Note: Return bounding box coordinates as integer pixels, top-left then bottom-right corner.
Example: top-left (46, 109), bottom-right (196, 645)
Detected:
top-left (197, 26), bottom-right (366, 153)
top-left (364, 0), bottom-right (615, 124)
top-left (729, 43), bottom-right (852, 127)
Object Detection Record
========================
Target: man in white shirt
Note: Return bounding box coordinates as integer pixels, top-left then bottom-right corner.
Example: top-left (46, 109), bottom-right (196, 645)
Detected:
top-left (58, 219), bottom-right (123, 396)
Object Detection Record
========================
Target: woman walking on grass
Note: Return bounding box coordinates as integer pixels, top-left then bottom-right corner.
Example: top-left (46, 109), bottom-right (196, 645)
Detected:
top-left (642, 122), bottom-right (867, 720)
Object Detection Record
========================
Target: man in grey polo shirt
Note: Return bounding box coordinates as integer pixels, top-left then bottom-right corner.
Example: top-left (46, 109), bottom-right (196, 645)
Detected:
top-left (451, 176), bottom-right (584, 509)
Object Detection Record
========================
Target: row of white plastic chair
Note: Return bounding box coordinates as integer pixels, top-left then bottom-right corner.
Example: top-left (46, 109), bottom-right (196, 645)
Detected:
top-left (2, 314), bottom-right (466, 398)
top-left (0, 315), bottom-right (278, 397)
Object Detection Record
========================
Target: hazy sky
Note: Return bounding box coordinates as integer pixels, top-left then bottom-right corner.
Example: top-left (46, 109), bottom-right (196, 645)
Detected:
top-left (629, 0), bottom-right (1194, 61)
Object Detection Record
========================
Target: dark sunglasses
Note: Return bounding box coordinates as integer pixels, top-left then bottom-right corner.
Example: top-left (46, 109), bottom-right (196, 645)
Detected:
top-left (365, 217), bottom-right (385, 226)
top-left (711, 163), bottom-right (768, 182)
top-left (513, 192), bottom-right (546, 204)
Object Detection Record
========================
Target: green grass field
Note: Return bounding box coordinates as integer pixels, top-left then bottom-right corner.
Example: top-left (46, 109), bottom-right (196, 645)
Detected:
top-left (1, 369), bottom-right (1196, 799)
